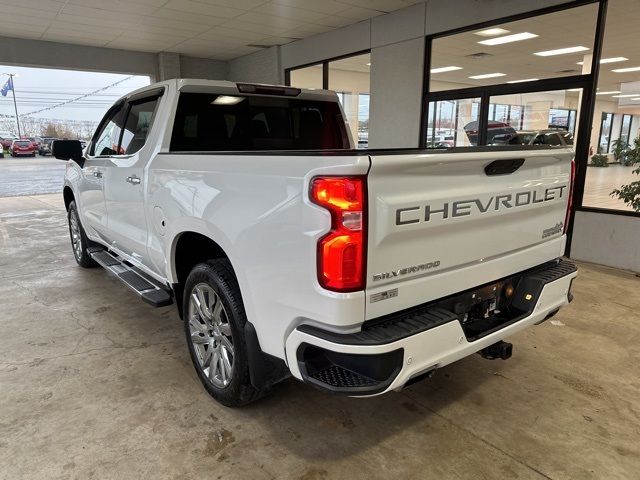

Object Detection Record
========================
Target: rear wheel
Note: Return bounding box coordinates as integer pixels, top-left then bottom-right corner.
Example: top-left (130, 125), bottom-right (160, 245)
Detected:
top-left (67, 201), bottom-right (98, 268)
top-left (183, 260), bottom-right (265, 407)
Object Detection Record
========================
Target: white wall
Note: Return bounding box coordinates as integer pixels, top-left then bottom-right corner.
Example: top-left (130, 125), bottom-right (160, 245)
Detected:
top-left (228, 47), bottom-right (281, 84)
top-left (369, 38), bottom-right (425, 148)
top-left (571, 211), bottom-right (640, 273)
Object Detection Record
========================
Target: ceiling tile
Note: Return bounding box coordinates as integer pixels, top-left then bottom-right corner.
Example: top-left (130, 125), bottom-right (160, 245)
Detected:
top-left (151, 7), bottom-right (228, 27)
top-left (197, 26), bottom-right (267, 42)
top-left (65, 0), bottom-right (157, 15)
top-left (220, 18), bottom-right (291, 36)
top-left (0, 0), bottom-right (63, 13)
top-left (336, 5), bottom-right (386, 20)
top-left (336, 0), bottom-right (411, 12)
top-left (252, 2), bottom-right (327, 22)
top-left (161, 0), bottom-right (247, 19)
top-left (234, 11), bottom-right (308, 30)
top-left (272, 0), bottom-right (350, 15)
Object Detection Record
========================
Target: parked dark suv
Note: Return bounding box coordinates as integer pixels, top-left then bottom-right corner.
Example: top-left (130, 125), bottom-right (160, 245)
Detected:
top-left (39, 137), bottom-right (57, 155)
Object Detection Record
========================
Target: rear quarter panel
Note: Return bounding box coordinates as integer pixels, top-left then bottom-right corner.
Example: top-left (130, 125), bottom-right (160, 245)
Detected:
top-left (147, 152), bottom-right (370, 359)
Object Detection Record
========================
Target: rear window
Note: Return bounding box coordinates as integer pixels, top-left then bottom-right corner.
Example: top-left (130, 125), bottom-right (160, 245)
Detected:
top-left (15, 141), bottom-right (30, 146)
top-left (170, 93), bottom-right (350, 152)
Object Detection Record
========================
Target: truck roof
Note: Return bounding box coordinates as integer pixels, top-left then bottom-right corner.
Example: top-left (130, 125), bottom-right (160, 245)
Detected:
top-left (121, 78), bottom-right (338, 104)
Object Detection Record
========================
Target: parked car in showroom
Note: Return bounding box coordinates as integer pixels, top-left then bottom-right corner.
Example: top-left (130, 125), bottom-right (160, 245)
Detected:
top-left (55, 79), bottom-right (577, 407)
top-left (10, 139), bottom-right (37, 157)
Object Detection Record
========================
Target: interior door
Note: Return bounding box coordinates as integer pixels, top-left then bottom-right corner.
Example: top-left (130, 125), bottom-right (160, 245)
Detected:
top-left (103, 94), bottom-right (162, 267)
top-left (79, 103), bottom-right (124, 240)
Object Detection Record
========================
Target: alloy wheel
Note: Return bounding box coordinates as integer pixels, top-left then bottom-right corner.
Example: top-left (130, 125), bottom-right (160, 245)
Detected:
top-left (188, 283), bottom-right (234, 388)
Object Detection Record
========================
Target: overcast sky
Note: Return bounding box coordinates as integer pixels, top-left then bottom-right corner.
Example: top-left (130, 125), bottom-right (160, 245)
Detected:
top-left (0, 65), bottom-right (150, 123)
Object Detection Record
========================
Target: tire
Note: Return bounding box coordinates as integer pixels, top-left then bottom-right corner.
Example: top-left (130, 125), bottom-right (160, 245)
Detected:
top-left (183, 260), bottom-right (265, 407)
top-left (67, 201), bottom-right (98, 268)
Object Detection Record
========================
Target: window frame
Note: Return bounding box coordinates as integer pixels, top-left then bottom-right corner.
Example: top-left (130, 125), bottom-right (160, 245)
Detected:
top-left (88, 101), bottom-right (125, 157)
top-left (88, 87), bottom-right (164, 159)
top-left (284, 49), bottom-right (370, 91)
top-left (597, 112), bottom-right (614, 154)
top-left (117, 92), bottom-right (163, 157)
top-left (421, 0), bottom-right (640, 237)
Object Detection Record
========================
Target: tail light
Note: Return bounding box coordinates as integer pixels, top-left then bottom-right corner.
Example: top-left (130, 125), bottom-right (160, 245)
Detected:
top-left (563, 159), bottom-right (575, 234)
top-left (310, 176), bottom-right (366, 292)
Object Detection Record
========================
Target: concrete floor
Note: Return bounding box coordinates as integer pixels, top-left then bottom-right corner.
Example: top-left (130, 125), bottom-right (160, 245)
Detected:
top-left (1, 194), bottom-right (639, 480)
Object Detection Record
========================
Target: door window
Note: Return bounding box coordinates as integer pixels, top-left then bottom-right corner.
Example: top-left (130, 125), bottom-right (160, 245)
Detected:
top-left (120, 97), bottom-right (160, 155)
top-left (91, 105), bottom-right (124, 156)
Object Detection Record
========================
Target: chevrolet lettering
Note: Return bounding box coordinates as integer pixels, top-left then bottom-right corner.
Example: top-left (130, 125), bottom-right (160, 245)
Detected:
top-left (396, 186), bottom-right (567, 225)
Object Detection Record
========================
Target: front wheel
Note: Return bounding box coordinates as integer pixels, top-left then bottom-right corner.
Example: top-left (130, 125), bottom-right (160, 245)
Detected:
top-left (183, 260), bottom-right (265, 407)
top-left (67, 201), bottom-right (98, 268)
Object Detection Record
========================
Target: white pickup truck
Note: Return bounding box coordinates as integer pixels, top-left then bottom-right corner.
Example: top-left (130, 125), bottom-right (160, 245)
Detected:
top-left (54, 79), bottom-right (577, 407)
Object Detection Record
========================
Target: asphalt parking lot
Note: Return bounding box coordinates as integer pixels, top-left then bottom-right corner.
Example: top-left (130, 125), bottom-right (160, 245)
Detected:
top-left (0, 155), bottom-right (66, 197)
top-left (1, 194), bottom-right (639, 479)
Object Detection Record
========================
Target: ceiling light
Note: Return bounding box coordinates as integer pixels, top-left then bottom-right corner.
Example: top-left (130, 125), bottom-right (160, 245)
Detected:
top-left (567, 88), bottom-right (582, 92)
top-left (577, 57), bottom-right (628, 65)
top-left (595, 91), bottom-right (621, 95)
top-left (366, 62), bottom-right (371, 66)
top-left (611, 94), bottom-right (640, 98)
top-left (507, 78), bottom-right (539, 83)
top-left (478, 32), bottom-right (538, 46)
top-left (212, 95), bottom-right (244, 105)
top-left (534, 46), bottom-right (589, 56)
top-left (631, 98), bottom-right (640, 101)
top-left (469, 73), bottom-right (506, 79)
top-left (612, 66), bottom-right (640, 73)
top-left (431, 66), bottom-right (462, 73)
top-left (474, 28), bottom-right (510, 37)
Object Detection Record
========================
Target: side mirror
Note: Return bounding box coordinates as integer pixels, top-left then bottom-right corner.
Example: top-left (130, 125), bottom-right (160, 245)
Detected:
top-left (52, 140), bottom-right (84, 165)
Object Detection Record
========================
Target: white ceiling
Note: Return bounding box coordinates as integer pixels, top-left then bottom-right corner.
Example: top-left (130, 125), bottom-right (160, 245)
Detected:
top-left (0, 0), bottom-right (422, 60)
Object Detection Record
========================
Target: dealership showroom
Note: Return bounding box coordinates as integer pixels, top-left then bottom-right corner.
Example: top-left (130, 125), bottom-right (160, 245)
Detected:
top-left (1, 0), bottom-right (639, 478)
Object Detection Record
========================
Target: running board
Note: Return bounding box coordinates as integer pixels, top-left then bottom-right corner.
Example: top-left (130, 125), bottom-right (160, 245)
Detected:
top-left (88, 247), bottom-right (173, 307)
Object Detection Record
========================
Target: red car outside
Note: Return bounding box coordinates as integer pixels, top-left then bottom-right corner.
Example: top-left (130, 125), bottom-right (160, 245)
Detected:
top-left (10, 139), bottom-right (36, 157)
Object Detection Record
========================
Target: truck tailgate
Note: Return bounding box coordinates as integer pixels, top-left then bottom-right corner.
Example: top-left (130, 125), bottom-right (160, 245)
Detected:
top-left (365, 148), bottom-right (573, 319)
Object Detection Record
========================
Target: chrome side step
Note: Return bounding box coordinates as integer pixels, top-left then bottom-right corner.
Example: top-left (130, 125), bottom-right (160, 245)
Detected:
top-left (88, 247), bottom-right (173, 307)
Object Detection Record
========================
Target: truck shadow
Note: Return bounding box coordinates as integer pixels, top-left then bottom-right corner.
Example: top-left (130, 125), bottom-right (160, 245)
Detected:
top-left (233, 355), bottom-right (502, 461)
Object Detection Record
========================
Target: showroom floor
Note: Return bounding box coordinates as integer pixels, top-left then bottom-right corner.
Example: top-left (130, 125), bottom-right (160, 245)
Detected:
top-left (1, 194), bottom-right (639, 480)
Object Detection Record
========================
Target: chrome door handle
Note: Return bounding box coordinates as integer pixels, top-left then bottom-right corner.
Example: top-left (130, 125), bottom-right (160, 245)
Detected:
top-left (126, 175), bottom-right (141, 185)
top-left (93, 171), bottom-right (103, 178)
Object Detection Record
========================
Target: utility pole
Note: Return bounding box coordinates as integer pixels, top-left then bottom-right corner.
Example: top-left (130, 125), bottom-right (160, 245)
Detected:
top-left (8, 74), bottom-right (21, 138)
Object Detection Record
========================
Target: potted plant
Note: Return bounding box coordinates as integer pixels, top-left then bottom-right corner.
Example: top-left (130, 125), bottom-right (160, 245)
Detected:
top-left (611, 139), bottom-right (630, 165)
top-left (590, 154), bottom-right (609, 167)
top-left (611, 166), bottom-right (640, 211)
top-left (624, 136), bottom-right (640, 166)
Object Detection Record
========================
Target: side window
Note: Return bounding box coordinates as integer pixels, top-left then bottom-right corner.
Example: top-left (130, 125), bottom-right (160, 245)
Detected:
top-left (120, 97), bottom-right (160, 155)
top-left (90, 105), bottom-right (124, 156)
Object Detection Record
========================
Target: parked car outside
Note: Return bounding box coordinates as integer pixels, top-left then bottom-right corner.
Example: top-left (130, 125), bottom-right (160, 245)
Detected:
top-left (10, 139), bottom-right (37, 157)
top-left (503, 130), bottom-right (574, 147)
top-left (1, 136), bottom-right (18, 151)
top-left (39, 137), bottom-right (57, 155)
top-left (464, 120), bottom-right (517, 145)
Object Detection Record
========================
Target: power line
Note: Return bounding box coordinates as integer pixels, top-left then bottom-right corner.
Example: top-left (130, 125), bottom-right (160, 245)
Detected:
top-left (21, 75), bottom-right (135, 117)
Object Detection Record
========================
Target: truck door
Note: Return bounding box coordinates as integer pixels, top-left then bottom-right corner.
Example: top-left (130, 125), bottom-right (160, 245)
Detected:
top-left (103, 91), bottom-right (162, 270)
top-left (80, 102), bottom-right (125, 240)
